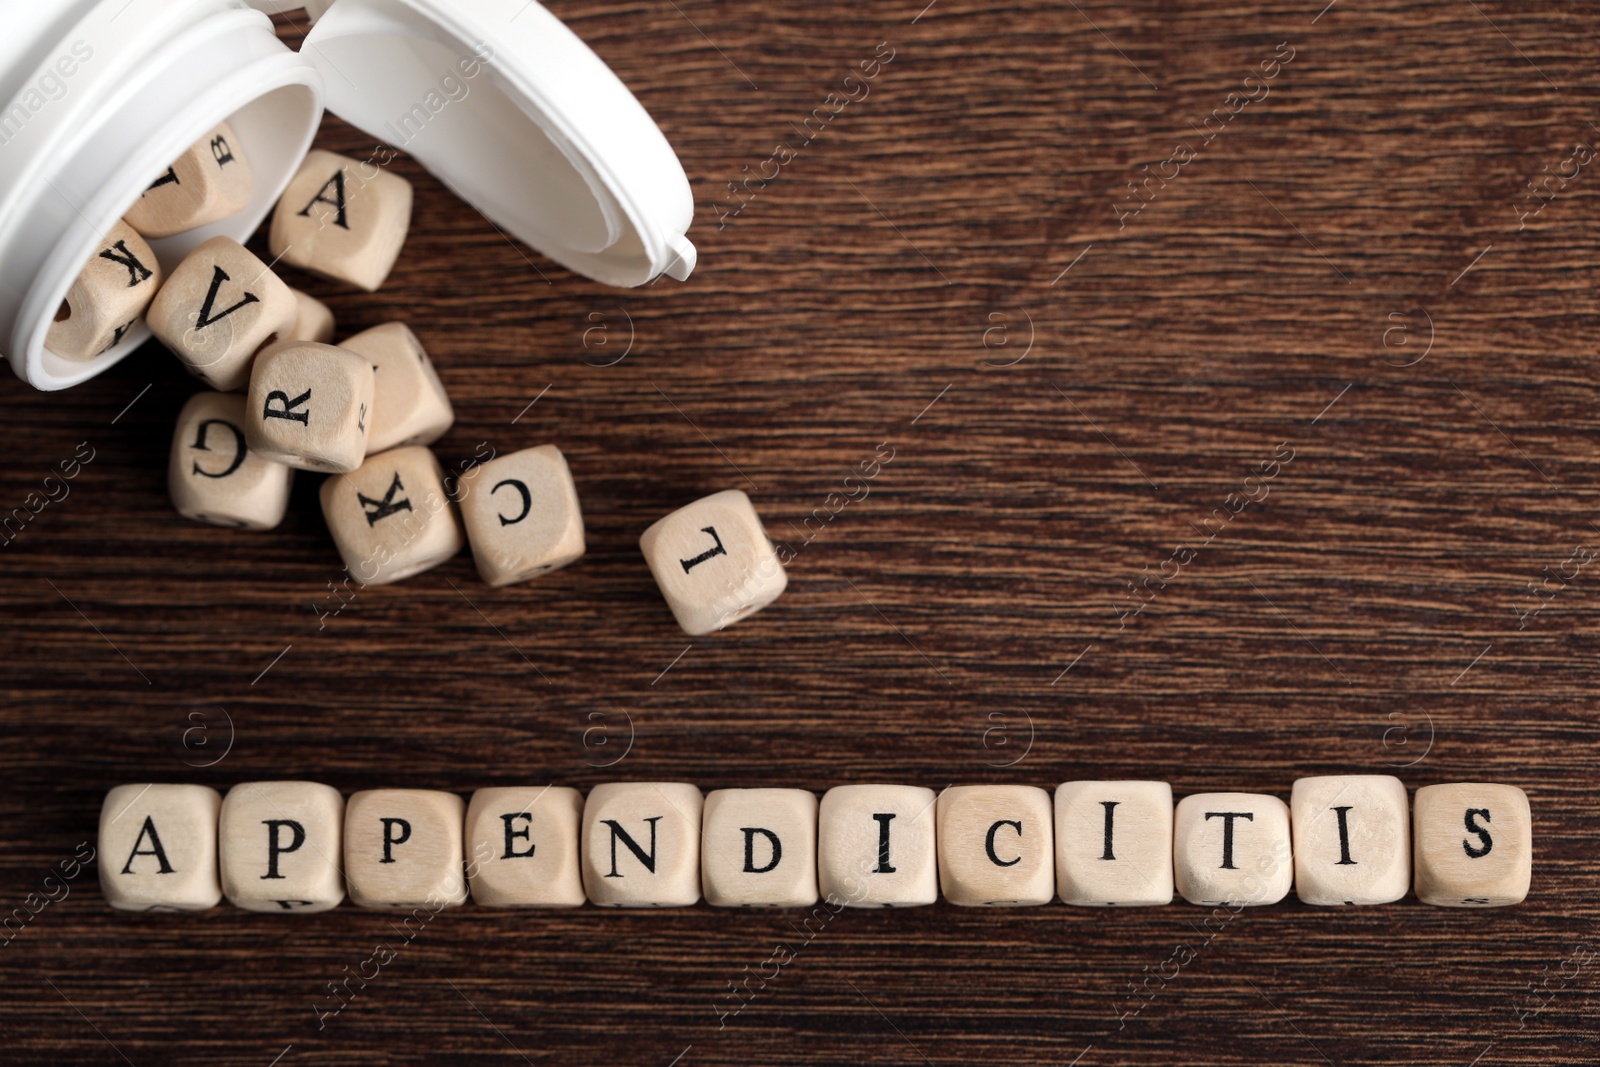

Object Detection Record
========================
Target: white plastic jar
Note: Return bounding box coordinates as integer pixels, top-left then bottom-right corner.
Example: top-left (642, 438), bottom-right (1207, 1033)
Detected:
top-left (0, 0), bottom-right (696, 391)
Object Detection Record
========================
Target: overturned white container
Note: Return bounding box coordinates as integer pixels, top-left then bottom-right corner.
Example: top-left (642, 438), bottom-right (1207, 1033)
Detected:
top-left (0, 0), bottom-right (696, 391)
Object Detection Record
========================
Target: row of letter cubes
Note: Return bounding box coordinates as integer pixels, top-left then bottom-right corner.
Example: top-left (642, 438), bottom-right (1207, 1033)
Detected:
top-left (100, 777), bottom-right (1531, 913)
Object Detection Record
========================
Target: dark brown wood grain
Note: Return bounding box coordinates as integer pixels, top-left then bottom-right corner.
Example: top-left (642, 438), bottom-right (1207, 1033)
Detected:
top-left (1, 0), bottom-right (1598, 1063)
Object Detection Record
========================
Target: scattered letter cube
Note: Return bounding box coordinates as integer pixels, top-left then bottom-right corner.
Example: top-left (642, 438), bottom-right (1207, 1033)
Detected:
top-left (147, 236), bottom-right (298, 391)
top-left (1055, 781), bottom-right (1174, 906)
top-left (125, 121), bottom-right (253, 239)
top-left (1174, 792), bottom-right (1292, 906)
top-left (47, 219), bottom-right (163, 361)
top-left (287, 289), bottom-right (335, 344)
top-left (343, 789), bottom-right (467, 910)
top-left (320, 446), bottom-right (464, 585)
top-left (98, 784), bottom-right (221, 912)
top-left (640, 489), bottom-right (787, 635)
top-left (219, 781), bottom-right (345, 914)
top-left (581, 782), bottom-right (703, 907)
top-left (245, 340), bottom-right (375, 473)
top-left (701, 788), bottom-right (819, 908)
top-left (465, 786), bottom-right (586, 908)
top-left (1413, 782), bottom-right (1531, 907)
top-left (937, 785), bottom-right (1054, 907)
top-left (459, 445), bottom-right (586, 587)
top-left (1290, 774), bottom-right (1410, 906)
top-left (818, 784), bottom-right (937, 908)
top-left (269, 149), bottom-right (413, 291)
top-left (168, 392), bottom-right (293, 530)
top-left (338, 323), bottom-right (453, 452)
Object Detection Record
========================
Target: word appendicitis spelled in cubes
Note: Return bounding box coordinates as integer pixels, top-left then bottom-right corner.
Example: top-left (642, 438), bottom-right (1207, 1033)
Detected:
top-left (98, 776), bottom-right (1531, 913)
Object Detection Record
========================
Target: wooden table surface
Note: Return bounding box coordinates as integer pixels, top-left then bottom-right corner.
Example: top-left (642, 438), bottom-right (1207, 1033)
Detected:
top-left (2, 1), bottom-right (1598, 1064)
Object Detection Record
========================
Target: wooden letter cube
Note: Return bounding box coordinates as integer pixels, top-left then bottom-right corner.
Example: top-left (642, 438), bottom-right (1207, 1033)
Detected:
top-left (465, 786), bottom-right (586, 908)
top-left (147, 236), bottom-right (298, 391)
top-left (937, 785), bottom-right (1054, 907)
top-left (701, 788), bottom-right (819, 908)
top-left (344, 789), bottom-right (467, 910)
top-left (818, 784), bottom-right (937, 908)
top-left (287, 289), bottom-right (335, 344)
top-left (581, 782), bottom-right (703, 907)
top-left (98, 784), bottom-right (221, 912)
top-left (1413, 782), bottom-right (1531, 907)
top-left (245, 340), bottom-right (375, 473)
top-left (320, 446), bottom-right (464, 585)
top-left (46, 219), bottom-right (163, 361)
top-left (640, 489), bottom-right (787, 635)
top-left (219, 781), bottom-right (345, 914)
top-left (269, 150), bottom-right (413, 291)
top-left (338, 323), bottom-right (453, 452)
top-left (459, 445), bottom-right (586, 587)
top-left (125, 121), bottom-right (253, 239)
top-left (1290, 775), bottom-right (1410, 906)
top-left (1054, 780), bottom-right (1174, 906)
top-left (1174, 792), bottom-right (1292, 906)
top-left (168, 392), bottom-right (294, 530)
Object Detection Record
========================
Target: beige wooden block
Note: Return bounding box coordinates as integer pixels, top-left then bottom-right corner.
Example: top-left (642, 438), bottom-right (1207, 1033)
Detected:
top-left (98, 784), bottom-right (221, 912)
top-left (245, 340), bottom-right (375, 473)
top-left (465, 786), bottom-right (586, 908)
top-left (701, 788), bottom-right (819, 908)
top-left (219, 781), bottom-right (345, 914)
top-left (344, 789), bottom-right (467, 910)
top-left (581, 782), bottom-right (702, 907)
top-left (818, 784), bottom-right (937, 908)
top-left (459, 446), bottom-right (585, 587)
top-left (287, 289), bottom-right (335, 344)
top-left (147, 236), bottom-right (298, 391)
top-left (1055, 781), bottom-right (1174, 906)
top-left (937, 785), bottom-right (1054, 907)
top-left (320, 446), bottom-right (464, 585)
top-left (125, 121), bottom-right (253, 239)
top-left (269, 149), bottom-right (413, 291)
top-left (1290, 775), bottom-right (1410, 906)
top-left (1413, 782), bottom-right (1531, 907)
top-left (46, 219), bottom-right (163, 361)
top-left (339, 323), bottom-right (453, 452)
top-left (168, 392), bottom-right (294, 530)
top-left (1174, 792), bottom-right (1292, 906)
top-left (640, 489), bottom-right (787, 635)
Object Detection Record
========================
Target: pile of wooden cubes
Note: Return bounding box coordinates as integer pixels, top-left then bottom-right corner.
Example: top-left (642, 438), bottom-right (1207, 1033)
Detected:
top-left (98, 777), bottom-right (1532, 913)
top-left (49, 124), bottom-right (787, 632)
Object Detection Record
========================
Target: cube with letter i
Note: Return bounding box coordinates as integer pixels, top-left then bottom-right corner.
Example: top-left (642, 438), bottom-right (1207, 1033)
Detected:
top-left (1174, 792), bottom-right (1292, 906)
top-left (640, 490), bottom-right (787, 635)
top-left (343, 789), bottom-right (467, 910)
top-left (818, 784), bottom-right (937, 907)
top-left (1290, 775), bottom-right (1410, 906)
top-left (1412, 783), bottom-right (1531, 907)
top-left (581, 783), bottom-right (703, 907)
top-left (98, 784), bottom-right (221, 911)
top-left (219, 781), bottom-right (345, 913)
top-left (1055, 781), bottom-right (1174, 906)
top-left (701, 788), bottom-right (819, 908)
top-left (937, 785), bottom-right (1054, 906)
top-left (465, 787), bottom-right (586, 908)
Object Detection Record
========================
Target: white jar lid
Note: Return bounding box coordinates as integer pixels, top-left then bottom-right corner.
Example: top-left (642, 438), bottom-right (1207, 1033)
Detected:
top-left (302, 0), bottom-right (696, 286)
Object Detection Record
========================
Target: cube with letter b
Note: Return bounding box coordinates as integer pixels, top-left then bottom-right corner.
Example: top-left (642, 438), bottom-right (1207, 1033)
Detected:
top-left (639, 490), bottom-right (787, 635)
top-left (1412, 782), bottom-right (1531, 907)
top-left (168, 392), bottom-right (293, 529)
top-left (219, 781), bottom-right (344, 913)
top-left (125, 121), bottom-right (253, 239)
top-left (343, 789), bottom-right (467, 911)
top-left (701, 788), bottom-right (819, 908)
top-left (581, 782), bottom-right (703, 907)
top-left (98, 784), bottom-right (222, 912)
top-left (465, 786), bottom-right (586, 908)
